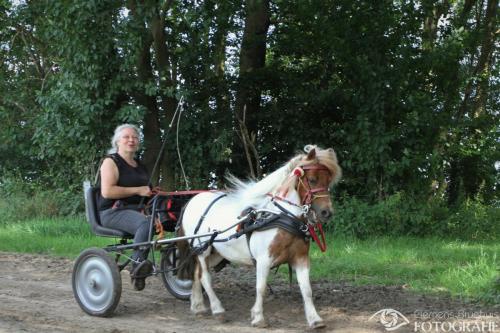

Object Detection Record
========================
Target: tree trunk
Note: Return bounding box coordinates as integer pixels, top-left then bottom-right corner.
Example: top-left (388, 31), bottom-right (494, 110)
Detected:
top-left (128, 0), bottom-right (162, 184)
top-left (422, 0), bottom-right (450, 50)
top-left (457, 0), bottom-right (497, 119)
top-left (233, 0), bottom-right (270, 178)
top-left (212, 1), bottom-right (232, 185)
top-left (150, 0), bottom-right (177, 189)
top-left (446, 0), bottom-right (497, 205)
top-left (471, 0), bottom-right (497, 117)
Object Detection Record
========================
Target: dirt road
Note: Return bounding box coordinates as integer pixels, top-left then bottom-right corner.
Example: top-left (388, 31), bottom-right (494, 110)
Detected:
top-left (0, 252), bottom-right (498, 333)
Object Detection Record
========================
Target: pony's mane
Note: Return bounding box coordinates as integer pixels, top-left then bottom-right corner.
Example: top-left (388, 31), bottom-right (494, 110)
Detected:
top-left (225, 145), bottom-right (342, 209)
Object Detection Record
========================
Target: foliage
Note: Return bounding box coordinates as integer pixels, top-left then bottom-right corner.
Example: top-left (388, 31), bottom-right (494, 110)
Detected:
top-left (333, 194), bottom-right (499, 241)
top-left (0, 0), bottom-right (498, 233)
top-left (0, 173), bottom-right (82, 223)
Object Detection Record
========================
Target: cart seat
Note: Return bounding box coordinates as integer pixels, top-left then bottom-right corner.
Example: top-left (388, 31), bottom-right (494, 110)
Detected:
top-left (84, 182), bottom-right (133, 239)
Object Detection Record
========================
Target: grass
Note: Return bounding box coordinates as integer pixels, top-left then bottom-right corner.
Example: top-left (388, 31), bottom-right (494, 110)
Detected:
top-left (0, 216), bottom-right (498, 304)
top-left (309, 236), bottom-right (499, 303)
top-left (0, 216), bottom-right (110, 257)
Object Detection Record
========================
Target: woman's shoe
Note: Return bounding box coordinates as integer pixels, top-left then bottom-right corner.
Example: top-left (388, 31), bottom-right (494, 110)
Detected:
top-left (131, 260), bottom-right (153, 291)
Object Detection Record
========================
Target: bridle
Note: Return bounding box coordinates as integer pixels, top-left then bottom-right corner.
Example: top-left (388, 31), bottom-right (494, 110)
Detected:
top-left (267, 163), bottom-right (333, 252)
top-left (297, 164), bottom-right (331, 206)
top-left (269, 163), bottom-right (332, 210)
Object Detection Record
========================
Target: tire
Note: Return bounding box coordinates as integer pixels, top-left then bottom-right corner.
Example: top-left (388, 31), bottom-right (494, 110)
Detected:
top-left (160, 246), bottom-right (192, 300)
top-left (72, 247), bottom-right (122, 317)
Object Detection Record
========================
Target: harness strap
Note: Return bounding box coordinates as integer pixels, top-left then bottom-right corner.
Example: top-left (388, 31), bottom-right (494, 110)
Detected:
top-left (270, 200), bottom-right (328, 251)
top-left (190, 194), bottom-right (227, 247)
top-left (231, 211), bottom-right (307, 240)
top-left (234, 211), bottom-right (305, 267)
top-left (255, 214), bottom-right (306, 238)
top-left (271, 199), bottom-right (303, 220)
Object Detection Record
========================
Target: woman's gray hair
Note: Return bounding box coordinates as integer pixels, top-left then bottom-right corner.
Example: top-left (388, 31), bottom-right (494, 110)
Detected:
top-left (107, 124), bottom-right (141, 154)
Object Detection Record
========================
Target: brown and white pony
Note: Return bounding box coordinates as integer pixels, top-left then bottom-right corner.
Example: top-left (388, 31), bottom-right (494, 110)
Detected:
top-left (177, 145), bottom-right (341, 329)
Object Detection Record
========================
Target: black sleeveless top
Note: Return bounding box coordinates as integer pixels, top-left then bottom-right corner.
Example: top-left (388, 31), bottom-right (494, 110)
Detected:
top-left (98, 153), bottom-right (150, 211)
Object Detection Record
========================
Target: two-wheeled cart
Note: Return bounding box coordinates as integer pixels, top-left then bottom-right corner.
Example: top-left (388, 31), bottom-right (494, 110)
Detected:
top-left (72, 184), bottom-right (214, 317)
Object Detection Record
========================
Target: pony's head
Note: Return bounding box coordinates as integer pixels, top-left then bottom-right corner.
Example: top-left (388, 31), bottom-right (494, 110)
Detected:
top-left (277, 145), bottom-right (342, 223)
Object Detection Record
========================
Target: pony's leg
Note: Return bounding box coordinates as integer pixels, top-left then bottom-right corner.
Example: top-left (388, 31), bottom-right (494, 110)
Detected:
top-left (190, 260), bottom-right (208, 314)
top-left (251, 257), bottom-right (271, 327)
top-left (295, 261), bottom-right (325, 328)
top-left (198, 255), bottom-right (225, 316)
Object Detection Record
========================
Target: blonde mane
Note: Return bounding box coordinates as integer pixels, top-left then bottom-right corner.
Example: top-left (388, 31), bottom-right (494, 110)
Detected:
top-left (226, 145), bottom-right (342, 210)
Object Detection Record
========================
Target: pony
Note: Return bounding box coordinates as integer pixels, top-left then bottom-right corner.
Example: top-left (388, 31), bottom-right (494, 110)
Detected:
top-left (176, 145), bottom-right (341, 329)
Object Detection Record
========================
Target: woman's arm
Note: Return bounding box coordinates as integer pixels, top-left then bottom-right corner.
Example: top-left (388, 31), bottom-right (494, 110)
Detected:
top-left (100, 158), bottom-right (151, 199)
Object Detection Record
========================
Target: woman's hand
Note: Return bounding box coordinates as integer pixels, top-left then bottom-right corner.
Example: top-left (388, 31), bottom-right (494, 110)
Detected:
top-left (151, 186), bottom-right (162, 195)
top-left (137, 186), bottom-right (153, 197)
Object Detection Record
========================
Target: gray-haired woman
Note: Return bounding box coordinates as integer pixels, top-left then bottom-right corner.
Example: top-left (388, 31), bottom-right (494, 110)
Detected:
top-left (98, 124), bottom-right (153, 291)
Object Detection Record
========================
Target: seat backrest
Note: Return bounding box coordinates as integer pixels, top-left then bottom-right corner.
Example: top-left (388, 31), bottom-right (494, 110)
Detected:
top-left (83, 181), bottom-right (101, 227)
top-left (83, 181), bottom-right (132, 238)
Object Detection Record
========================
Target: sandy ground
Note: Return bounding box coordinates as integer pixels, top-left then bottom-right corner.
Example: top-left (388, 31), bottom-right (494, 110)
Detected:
top-left (0, 251), bottom-right (498, 333)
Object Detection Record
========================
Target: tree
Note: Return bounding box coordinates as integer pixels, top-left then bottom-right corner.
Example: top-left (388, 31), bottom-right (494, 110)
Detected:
top-left (233, 0), bottom-right (270, 178)
top-left (1, 0), bottom-right (498, 208)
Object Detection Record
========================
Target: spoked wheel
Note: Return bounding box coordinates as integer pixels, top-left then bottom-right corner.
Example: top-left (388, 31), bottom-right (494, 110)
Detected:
top-left (160, 246), bottom-right (192, 300)
top-left (72, 247), bottom-right (122, 317)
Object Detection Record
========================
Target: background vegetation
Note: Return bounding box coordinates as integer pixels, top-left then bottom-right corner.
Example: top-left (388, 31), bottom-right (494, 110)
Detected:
top-left (0, 0), bottom-right (498, 238)
top-left (0, 217), bottom-right (497, 304)
top-left (0, 0), bottom-right (498, 304)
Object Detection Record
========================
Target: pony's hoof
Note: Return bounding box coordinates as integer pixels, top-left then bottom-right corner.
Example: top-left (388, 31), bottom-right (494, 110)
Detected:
top-left (214, 313), bottom-right (228, 323)
top-left (192, 307), bottom-right (209, 316)
top-left (310, 320), bottom-right (326, 329)
top-left (251, 318), bottom-right (268, 328)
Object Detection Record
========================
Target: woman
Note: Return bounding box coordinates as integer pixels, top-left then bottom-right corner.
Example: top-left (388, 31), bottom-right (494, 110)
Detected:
top-left (98, 124), bottom-right (153, 291)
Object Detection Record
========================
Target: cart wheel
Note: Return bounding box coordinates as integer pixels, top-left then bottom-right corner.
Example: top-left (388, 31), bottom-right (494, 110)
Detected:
top-left (72, 247), bottom-right (122, 317)
top-left (160, 246), bottom-right (192, 300)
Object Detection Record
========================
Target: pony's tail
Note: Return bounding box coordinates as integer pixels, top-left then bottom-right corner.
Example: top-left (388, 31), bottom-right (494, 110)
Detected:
top-left (175, 224), bottom-right (196, 281)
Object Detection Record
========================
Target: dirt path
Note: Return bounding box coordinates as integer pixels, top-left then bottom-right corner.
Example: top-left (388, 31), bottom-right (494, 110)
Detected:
top-left (0, 252), bottom-right (498, 333)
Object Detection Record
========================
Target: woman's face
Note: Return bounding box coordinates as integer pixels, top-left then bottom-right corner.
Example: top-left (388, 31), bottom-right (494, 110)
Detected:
top-left (117, 127), bottom-right (140, 154)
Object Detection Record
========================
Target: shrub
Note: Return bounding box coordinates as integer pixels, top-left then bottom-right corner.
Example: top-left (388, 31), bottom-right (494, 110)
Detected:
top-left (444, 199), bottom-right (500, 240)
top-left (0, 174), bottom-right (83, 224)
top-left (332, 193), bottom-right (498, 240)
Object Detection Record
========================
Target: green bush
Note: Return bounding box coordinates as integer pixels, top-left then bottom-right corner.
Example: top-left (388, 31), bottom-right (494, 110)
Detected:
top-left (1, 171), bottom-right (498, 242)
top-left (332, 193), bottom-right (499, 240)
top-left (445, 199), bottom-right (500, 240)
top-left (0, 174), bottom-right (83, 224)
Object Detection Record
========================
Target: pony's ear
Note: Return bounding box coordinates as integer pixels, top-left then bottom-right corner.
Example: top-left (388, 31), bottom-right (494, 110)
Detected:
top-left (304, 144), bottom-right (316, 153)
top-left (306, 147), bottom-right (316, 160)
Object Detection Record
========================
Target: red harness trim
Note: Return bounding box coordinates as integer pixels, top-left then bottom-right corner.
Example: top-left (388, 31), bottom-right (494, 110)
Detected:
top-left (308, 222), bottom-right (327, 252)
top-left (166, 199), bottom-right (177, 221)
